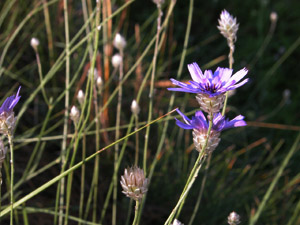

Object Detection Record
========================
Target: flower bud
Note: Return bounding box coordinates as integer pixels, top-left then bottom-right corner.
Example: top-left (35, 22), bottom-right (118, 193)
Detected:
top-left (131, 100), bottom-right (140, 115)
top-left (112, 54), bottom-right (122, 68)
top-left (228, 211), bottom-right (241, 225)
top-left (113, 33), bottom-right (126, 51)
top-left (77, 90), bottom-right (85, 106)
top-left (30, 37), bottom-right (40, 51)
top-left (70, 106), bottom-right (80, 124)
top-left (120, 166), bottom-right (148, 201)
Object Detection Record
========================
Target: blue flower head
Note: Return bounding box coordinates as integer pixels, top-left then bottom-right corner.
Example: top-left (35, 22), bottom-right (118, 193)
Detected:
top-left (175, 108), bottom-right (246, 133)
top-left (168, 63), bottom-right (249, 97)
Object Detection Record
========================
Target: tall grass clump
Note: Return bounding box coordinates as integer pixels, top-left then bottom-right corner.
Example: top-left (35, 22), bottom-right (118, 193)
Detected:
top-left (0, 0), bottom-right (299, 224)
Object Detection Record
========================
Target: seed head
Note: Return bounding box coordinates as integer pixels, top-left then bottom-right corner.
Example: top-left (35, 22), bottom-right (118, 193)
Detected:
top-left (113, 33), bottom-right (126, 51)
top-left (131, 100), bottom-right (140, 115)
top-left (70, 106), bottom-right (80, 124)
top-left (120, 166), bottom-right (148, 201)
top-left (77, 90), bottom-right (85, 106)
top-left (30, 37), bottom-right (40, 51)
top-left (228, 211), bottom-right (241, 225)
top-left (217, 10), bottom-right (239, 45)
top-left (112, 54), bottom-right (122, 68)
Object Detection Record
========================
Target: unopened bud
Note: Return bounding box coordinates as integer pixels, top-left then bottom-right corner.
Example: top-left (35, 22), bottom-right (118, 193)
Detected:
top-left (228, 211), bottom-right (241, 225)
top-left (70, 106), bottom-right (80, 124)
top-left (77, 90), bottom-right (85, 105)
top-left (97, 76), bottom-right (103, 90)
top-left (113, 33), bottom-right (126, 51)
top-left (131, 100), bottom-right (140, 115)
top-left (30, 37), bottom-right (40, 51)
top-left (112, 54), bottom-right (122, 68)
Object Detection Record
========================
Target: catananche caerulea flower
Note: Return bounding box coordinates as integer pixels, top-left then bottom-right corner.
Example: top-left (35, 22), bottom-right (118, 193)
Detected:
top-left (176, 108), bottom-right (246, 153)
top-left (0, 86), bottom-right (21, 135)
top-left (168, 63), bottom-right (248, 113)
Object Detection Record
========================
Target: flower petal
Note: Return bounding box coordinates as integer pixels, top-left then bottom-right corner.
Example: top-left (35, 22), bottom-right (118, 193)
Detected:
top-left (188, 63), bottom-right (204, 82)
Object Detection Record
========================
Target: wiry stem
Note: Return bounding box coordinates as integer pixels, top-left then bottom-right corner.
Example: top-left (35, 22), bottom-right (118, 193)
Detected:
top-left (113, 49), bottom-right (124, 225)
top-left (132, 200), bottom-right (139, 225)
top-left (143, 2), bottom-right (163, 176)
top-left (59, 0), bottom-right (70, 224)
top-left (166, 117), bottom-right (213, 225)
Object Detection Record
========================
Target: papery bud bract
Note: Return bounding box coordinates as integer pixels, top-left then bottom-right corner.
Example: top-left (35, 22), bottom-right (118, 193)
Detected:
top-left (120, 166), bottom-right (148, 201)
top-left (77, 90), bottom-right (85, 106)
top-left (131, 100), bottom-right (140, 115)
top-left (228, 211), bottom-right (241, 225)
top-left (112, 54), bottom-right (122, 68)
top-left (70, 106), bottom-right (80, 124)
top-left (30, 37), bottom-right (40, 51)
top-left (113, 33), bottom-right (126, 51)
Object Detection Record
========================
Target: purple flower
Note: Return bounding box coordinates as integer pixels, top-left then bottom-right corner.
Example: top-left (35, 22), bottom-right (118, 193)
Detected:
top-left (168, 63), bottom-right (248, 97)
top-left (175, 108), bottom-right (246, 153)
top-left (175, 108), bottom-right (246, 132)
top-left (0, 86), bottom-right (21, 135)
top-left (0, 86), bottom-right (21, 115)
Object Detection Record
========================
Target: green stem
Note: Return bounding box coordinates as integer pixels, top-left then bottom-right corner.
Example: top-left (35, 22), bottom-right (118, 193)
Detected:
top-left (187, 154), bottom-right (211, 225)
top-left (143, 3), bottom-right (162, 176)
top-left (169, 118), bottom-right (213, 224)
top-left (60, 0), bottom-right (70, 224)
top-left (132, 200), bottom-right (139, 225)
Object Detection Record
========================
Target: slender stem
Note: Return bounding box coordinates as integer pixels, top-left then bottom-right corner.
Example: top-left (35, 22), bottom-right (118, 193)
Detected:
top-left (35, 49), bottom-right (49, 106)
top-left (113, 49), bottom-right (124, 225)
top-left (143, 3), bottom-right (162, 176)
top-left (134, 114), bottom-right (139, 166)
top-left (187, 154), bottom-right (211, 225)
top-left (221, 40), bottom-right (234, 116)
top-left (8, 134), bottom-right (14, 225)
top-left (132, 200), bottom-right (139, 225)
top-left (64, 124), bottom-right (79, 225)
top-left (169, 118), bottom-right (213, 224)
top-left (78, 131), bottom-right (86, 225)
top-left (92, 85), bottom-right (100, 222)
top-left (59, 0), bottom-right (70, 224)
top-left (42, 0), bottom-right (54, 66)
